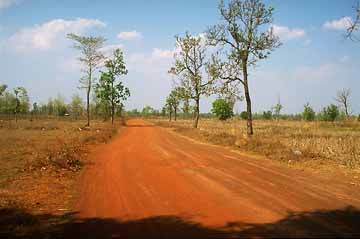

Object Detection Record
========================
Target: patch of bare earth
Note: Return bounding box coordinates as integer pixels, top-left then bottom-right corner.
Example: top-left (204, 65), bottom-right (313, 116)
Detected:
top-left (0, 118), bottom-right (117, 237)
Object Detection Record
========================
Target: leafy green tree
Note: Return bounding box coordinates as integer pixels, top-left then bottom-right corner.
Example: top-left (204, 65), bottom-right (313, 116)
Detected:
top-left (207, 0), bottom-right (281, 135)
top-left (319, 104), bottom-right (340, 121)
top-left (165, 97), bottom-right (174, 121)
top-left (302, 103), bottom-right (315, 121)
top-left (168, 89), bottom-right (181, 121)
top-left (161, 106), bottom-right (167, 117)
top-left (182, 97), bottom-right (191, 116)
top-left (0, 84), bottom-right (7, 96)
top-left (169, 32), bottom-right (215, 128)
top-left (129, 108), bottom-right (140, 116)
top-left (0, 90), bottom-right (16, 114)
top-left (211, 99), bottom-right (233, 120)
top-left (67, 33), bottom-right (106, 126)
top-left (90, 93), bottom-right (110, 120)
top-left (263, 110), bottom-right (272, 120)
top-left (142, 105), bottom-right (155, 117)
top-left (95, 49), bottom-right (129, 125)
top-left (31, 102), bottom-right (39, 120)
top-left (217, 83), bottom-right (243, 111)
top-left (0, 84), bottom-right (8, 113)
top-left (13, 87), bottom-right (28, 122)
top-left (53, 95), bottom-right (68, 117)
top-left (70, 94), bottom-right (84, 119)
top-left (272, 102), bottom-right (283, 120)
top-left (240, 111), bottom-right (248, 120)
top-left (47, 98), bottom-right (54, 115)
top-left (32, 102), bottom-right (39, 113)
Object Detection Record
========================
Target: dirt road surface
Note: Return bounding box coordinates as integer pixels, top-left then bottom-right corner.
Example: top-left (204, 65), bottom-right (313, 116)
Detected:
top-left (67, 119), bottom-right (360, 238)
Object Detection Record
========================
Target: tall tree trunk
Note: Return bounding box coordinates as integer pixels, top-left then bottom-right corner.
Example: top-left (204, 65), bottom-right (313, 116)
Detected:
top-left (344, 102), bottom-right (349, 117)
top-left (111, 81), bottom-right (114, 126)
top-left (193, 97), bottom-right (200, 128)
top-left (242, 61), bottom-right (253, 135)
top-left (86, 86), bottom-right (90, 127)
top-left (174, 107), bottom-right (177, 121)
top-left (86, 68), bottom-right (92, 127)
top-left (111, 106), bottom-right (114, 125)
top-left (169, 111), bottom-right (172, 121)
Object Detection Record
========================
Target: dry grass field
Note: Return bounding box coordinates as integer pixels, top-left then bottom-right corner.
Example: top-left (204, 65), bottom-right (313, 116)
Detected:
top-left (150, 117), bottom-right (360, 173)
top-left (0, 118), bottom-right (117, 236)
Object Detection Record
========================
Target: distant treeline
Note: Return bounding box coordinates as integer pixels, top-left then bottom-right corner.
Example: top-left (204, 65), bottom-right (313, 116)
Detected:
top-left (1, 84), bottom-right (358, 122)
top-left (0, 85), bottom-right (124, 121)
top-left (128, 103), bottom-right (360, 122)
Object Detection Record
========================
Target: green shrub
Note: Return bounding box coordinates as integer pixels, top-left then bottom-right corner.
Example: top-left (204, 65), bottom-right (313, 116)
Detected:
top-left (211, 99), bottom-right (233, 120)
top-left (239, 111), bottom-right (248, 120)
top-left (318, 104), bottom-right (339, 121)
top-left (262, 110), bottom-right (272, 120)
top-left (302, 103), bottom-right (315, 121)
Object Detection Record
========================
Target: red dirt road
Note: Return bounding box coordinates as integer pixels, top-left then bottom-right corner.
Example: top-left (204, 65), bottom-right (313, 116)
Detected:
top-left (70, 119), bottom-right (360, 238)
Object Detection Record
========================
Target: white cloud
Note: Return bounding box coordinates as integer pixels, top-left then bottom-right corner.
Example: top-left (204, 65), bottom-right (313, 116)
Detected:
top-left (152, 48), bottom-right (176, 59)
top-left (0, 0), bottom-right (17, 9)
top-left (117, 30), bottom-right (142, 41)
top-left (323, 16), bottom-right (353, 30)
top-left (100, 44), bottom-right (124, 57)
top-left (271, 24), bottom-right (306, 41)
top-left (128, 48), bottom-right (174, 73)
top-left (9, 18), bottom-right (106, 51)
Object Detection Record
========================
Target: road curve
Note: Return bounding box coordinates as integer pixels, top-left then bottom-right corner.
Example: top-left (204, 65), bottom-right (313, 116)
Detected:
top-left (69, 119), bottom-right (360, 238)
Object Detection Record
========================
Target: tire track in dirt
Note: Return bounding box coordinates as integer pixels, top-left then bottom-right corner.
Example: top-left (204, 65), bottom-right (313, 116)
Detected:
top-left (71, 119), bottom-right (360, 237)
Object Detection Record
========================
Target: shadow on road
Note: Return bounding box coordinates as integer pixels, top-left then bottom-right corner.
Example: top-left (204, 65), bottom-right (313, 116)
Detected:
top-left (1, 206), bottom-right (360, 238)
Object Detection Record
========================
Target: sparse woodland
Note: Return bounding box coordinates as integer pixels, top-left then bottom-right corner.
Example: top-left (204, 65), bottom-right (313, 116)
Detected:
top-left (1, 1), bottom-right (360, 238)
top-left (0, 0), bottom-right (359, 171)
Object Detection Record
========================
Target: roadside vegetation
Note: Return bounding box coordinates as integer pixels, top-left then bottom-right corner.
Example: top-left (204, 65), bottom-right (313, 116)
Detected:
top-left (1, 0), bottom-right (360, 236)
top-left (145, 83), bottom-right (359, 172)
top-left (1, 29), bottom-right (130, 237)
top-left (141, 0), bottom-right (360, 173)
top-left (0, 118), bottom-right (117, 236)
top-left (149, 117), bottom-right (360, 172)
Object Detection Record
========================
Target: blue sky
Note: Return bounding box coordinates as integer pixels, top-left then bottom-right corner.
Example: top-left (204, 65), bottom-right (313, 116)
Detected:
top-left (0, 0), bottom-right (359, 114)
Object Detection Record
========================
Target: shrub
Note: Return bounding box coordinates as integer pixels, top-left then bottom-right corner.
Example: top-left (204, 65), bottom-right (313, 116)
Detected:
top-left (211, 99), bottom-right (233, 120)
top-left (262, 110), bottom-right (272, 120)
top-left (302, 103), bottom-right (315, 121)
top-left (318, 104), bottom-right (339, 121)
top-left (239, 111), bottom-right (248, 120)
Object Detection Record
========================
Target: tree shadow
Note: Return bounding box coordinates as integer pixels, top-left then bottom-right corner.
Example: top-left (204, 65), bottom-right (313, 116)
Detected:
top-left (1, 206), bottom-right (360, 238)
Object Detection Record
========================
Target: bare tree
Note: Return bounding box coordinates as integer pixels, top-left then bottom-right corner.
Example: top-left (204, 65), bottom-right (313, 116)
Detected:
top-left (207, 0), bottom-right (281, 135)
top-left (67, 33), bottom-right (106, 127)
top-left (335, 88), bottom-right (351, 117)
top-left (169, 32), bottom-right (215, 128)
top-left (347, 1), bottom-right (360, 41)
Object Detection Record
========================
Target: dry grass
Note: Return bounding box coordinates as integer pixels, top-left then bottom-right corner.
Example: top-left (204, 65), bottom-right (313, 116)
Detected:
top-left (0, 118), bottom-right (118, 236)
top-left (150, 117), bottom-right (360, 171)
